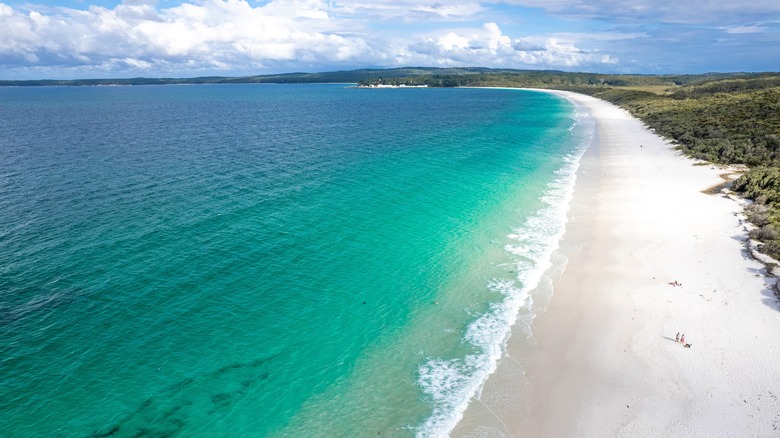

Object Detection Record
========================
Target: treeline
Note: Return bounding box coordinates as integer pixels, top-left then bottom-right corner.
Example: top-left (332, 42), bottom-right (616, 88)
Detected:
top-left (0, 67), bottom-right (608, 87)
top-left (357, 71), bottom-right (747, 88)
top-left (359, 72), bottom-right (611, 88)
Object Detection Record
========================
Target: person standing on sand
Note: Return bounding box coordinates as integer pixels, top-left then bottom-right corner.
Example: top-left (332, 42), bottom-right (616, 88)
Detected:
top-left (676, 332), bottom-right (680, 342)
top-left (680, 334), bottom-right (685, 344)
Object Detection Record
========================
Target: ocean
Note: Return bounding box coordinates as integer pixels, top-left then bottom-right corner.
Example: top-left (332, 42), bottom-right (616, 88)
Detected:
top-left (0, 84), bottom-right (593, 437)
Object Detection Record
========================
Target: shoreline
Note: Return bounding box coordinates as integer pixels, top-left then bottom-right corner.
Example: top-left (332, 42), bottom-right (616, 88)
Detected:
top-left (452, 90), bottom-right (780, 437)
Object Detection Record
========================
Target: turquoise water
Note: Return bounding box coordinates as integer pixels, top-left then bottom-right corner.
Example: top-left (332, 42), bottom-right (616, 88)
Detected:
top-left (0, 84), bottom-right (591, 437)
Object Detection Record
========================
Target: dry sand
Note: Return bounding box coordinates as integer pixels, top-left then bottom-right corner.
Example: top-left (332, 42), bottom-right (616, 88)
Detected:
top-left (452, 91), bottom-right (780, 437)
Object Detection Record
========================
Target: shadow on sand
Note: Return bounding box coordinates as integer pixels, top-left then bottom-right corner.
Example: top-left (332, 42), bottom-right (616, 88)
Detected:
top-left (731, 231), bottom-right (780, 313)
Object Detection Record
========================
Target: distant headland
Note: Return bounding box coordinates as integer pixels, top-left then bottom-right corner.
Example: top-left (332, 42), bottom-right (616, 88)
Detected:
top-left (0, 67), bottom-right (774, 89)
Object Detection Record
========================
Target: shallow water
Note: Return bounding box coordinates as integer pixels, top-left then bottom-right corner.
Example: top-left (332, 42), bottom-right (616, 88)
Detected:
top-left (0, 84), bottom-right (590, 436)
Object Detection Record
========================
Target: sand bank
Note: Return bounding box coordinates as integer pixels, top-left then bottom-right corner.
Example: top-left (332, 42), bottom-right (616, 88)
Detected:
top-left (452, 91), bottom-right (780, 437)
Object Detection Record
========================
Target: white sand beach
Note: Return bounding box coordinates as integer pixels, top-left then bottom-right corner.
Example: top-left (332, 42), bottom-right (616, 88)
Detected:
top-left (453, 91), bottom-right (780, 437)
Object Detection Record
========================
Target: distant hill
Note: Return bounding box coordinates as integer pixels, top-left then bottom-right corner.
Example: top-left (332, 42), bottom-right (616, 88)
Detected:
top-left (1, 66), bottom-right (766, 89)
top-left (1, 67), bottom-right (749, 87)
top-left (0, 67), bottom-right (561, 86)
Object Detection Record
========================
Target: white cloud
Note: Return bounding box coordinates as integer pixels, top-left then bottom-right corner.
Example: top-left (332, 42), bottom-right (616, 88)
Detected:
top-left (722, 24), bottom-right (766, 34)
top-left (332, 0), bottom-right (484, 20)
top-left (437, 32), bottom-right (470, 51)
top-left (119, 57), bottom-right (153, 68)
top-left (0, 0), bottom-right (620, 77)
top-left (400, 23), bottom-right (616, 69)
top-left (0, 0), bottom-right (371, 74)
top-left (552, 31), bottom-right (647, 42)
top-left (499, 0), bottom-right (780, 26)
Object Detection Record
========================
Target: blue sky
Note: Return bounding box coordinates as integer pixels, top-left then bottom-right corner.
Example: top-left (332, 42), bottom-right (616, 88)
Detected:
top-left (1, 0), bottom-right (778, 79)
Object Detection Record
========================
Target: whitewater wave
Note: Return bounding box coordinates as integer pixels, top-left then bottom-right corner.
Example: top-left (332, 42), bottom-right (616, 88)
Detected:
top-left (415, 107), bottom-right (594, 437)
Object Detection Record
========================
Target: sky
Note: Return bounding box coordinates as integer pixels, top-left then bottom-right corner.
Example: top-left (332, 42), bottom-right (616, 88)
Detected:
top-left (1, 0), bottom-right (779, 79)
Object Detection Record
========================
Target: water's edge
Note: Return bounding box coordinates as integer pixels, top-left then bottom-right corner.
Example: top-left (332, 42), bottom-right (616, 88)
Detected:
top-left (426, 90), bottom-right (597, 437)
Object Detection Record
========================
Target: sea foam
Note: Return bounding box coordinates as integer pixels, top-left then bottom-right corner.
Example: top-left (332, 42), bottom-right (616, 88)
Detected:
top-left (416, 109), bottom-right (594, 437)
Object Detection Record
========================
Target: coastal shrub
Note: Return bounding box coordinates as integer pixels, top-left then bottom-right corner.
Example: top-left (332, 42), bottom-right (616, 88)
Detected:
top-left (745, 203), bottom-right (770, 227)
top-left (733, 168), bottom-right (780, 207)
top-left (751, 224), bottom-right (780, 241)
top-left (756, 239), bottom-right (780, 260)
top-left (748, 225), bottom-right (780, 259)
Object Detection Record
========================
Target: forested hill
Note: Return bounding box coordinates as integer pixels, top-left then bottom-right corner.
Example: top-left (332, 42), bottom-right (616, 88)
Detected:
top-left (0, 67), bottom-right (556, 86)
top-left (0, 67), bottom-right (749, 87)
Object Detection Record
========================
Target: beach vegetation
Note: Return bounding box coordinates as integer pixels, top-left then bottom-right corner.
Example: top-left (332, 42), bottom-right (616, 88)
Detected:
top-left (750, 224), bottom-right (779, 241)
top-left (745, 202), bottom-right (771, 227)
